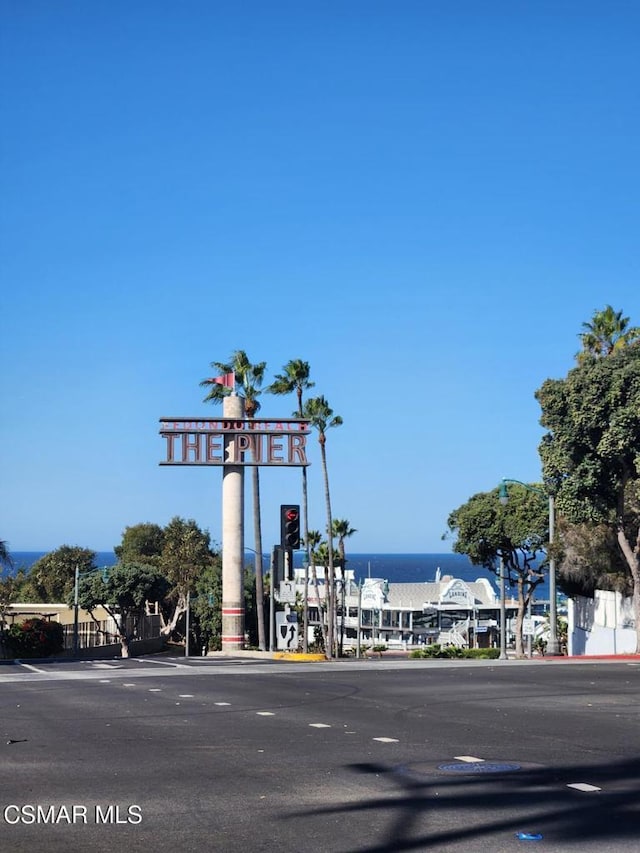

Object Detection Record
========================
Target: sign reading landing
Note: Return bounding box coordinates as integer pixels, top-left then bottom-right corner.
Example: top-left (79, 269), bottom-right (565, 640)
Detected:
top-left (159, 418), bottom-right (310, 467)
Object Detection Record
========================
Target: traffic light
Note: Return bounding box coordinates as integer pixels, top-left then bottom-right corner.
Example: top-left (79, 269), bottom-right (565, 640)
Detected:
top-left (280, 504), bottom-right (300, 549)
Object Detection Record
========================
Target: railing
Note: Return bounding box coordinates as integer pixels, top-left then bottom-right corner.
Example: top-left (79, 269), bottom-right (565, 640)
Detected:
top-left (438, 629), bottom-right (467, 648)
top-left (63, 615), bottom-right (161, 650)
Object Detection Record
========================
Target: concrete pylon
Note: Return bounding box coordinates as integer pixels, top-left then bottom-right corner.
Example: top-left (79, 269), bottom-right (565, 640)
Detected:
top-left (221, 394), bottom-right (245, 650)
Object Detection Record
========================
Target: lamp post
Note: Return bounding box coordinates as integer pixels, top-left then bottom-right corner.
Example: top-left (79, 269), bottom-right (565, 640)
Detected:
top-left (498, 554), bottom-right (507, 660)
top-left (356, 579), bottom-right (363, 659)
top-left (499, 478), bottom-right (559, 657)
top-left (302, 554), bottom-right (309, 653)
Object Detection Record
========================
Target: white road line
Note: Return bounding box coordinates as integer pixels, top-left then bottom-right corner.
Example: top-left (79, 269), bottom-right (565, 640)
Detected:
top-left (373, 737), bottom-right (399, 743)
top-left (455, 755), bottom-right (485, 763)
top-left (179, 694), bottom-right (194, 698)
top-left (309, 723), bottom-right (331, 728)
top-left (148, 688), bottom-right (162, 692)
top-left (131, 658), bottom-right (190, 668)
top-left (256, 711), bottom-right (275, 716)
top-left (567, 783), bottom-right (601, 792)
top-left (123, 683), bottom-right (136, 687)
top-left (214, 702), bottom-right (231, 706)
top-left (17, 662), bottom-right (46, 674)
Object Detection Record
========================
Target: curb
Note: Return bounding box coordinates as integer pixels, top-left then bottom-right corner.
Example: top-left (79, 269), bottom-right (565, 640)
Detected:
top-left (273, 652), bottom-right (326, 662)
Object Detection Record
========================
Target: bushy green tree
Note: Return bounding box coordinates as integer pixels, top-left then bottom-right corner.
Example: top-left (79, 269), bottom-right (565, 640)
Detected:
top-left (159, 517), bottom-right (216, 640)
top-left (536, 341), bottom-right (640, 650)
top-left (114, 523), bottom-right (164, 565)
top-left (447, 484), bottom-right (549, 658)
top-left (190, 557), bottom-right (223, 653)
top-left (77, 563), bottom-right (168, 657)
top-left (30, 546), bottom-right (96, 602)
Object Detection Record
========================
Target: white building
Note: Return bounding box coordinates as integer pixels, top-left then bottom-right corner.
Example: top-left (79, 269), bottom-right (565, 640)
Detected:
top-left (285, 569), bottom-right (520, 650)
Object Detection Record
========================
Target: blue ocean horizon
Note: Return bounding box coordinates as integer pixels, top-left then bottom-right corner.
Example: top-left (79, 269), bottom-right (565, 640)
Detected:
top-left (5, 550), bottom-right (547, 598)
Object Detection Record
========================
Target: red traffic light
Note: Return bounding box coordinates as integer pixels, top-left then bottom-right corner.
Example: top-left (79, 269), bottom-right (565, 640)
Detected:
top-left (280, 504), bottom-right (301, 549)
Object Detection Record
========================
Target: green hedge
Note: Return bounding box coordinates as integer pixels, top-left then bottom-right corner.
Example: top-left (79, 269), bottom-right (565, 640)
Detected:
top-left (409, 644), bottom-right (500, 660)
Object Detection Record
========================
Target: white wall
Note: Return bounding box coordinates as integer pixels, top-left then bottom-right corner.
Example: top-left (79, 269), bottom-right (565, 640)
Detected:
top-left (569, 590), bottom-right (637, 655)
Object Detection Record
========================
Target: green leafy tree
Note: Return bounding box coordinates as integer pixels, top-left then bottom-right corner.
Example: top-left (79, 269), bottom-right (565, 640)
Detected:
top-left (576, 305), bottom-right (640, 363)
top-left (267, 359), bottom-right (315, 650)
top-left (201, 350), bottom-right (268, 651)
top-left (190, 556), bottom-right (223, 653)
top-left (302, 396), bottom-right (343, 658)
top-left (159, 517), bottom-right (216, 640)
top-left (536, 342), bottom-right (640, 649)
top-left (447, 485), bottom-right (549, 658)
top-left (30, 546), bottom-right (96, 603)
top-left (553, 516), bottom-right (631, 598)
top-left (77, 563), bottom-right (168, 657)
top-left (115, 523), bottom-right (165, 565)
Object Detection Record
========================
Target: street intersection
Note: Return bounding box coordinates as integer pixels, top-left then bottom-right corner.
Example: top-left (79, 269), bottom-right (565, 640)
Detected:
top-left (1, 656), bottom-right (639, 852)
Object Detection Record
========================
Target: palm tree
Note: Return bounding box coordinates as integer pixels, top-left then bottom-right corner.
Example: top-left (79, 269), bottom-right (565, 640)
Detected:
top-left (200, 350), bottom-right (268, 650)
top-left (332, 519), bottom-right (357, 568)
top-left (302, 396), bottom-right (343, 658)
top-left (332, 519), bottom-right (357, 655)
top-left (577, 305), bottom-right (640, 363)
top-left (268, 359), bottom-right (315, 650)
top-left (0, 540), bottom-right (12, 570)
top-left (303, 529), bottom-right (327, 651)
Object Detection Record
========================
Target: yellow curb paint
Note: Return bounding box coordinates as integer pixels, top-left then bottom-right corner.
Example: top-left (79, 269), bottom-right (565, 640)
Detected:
top-left (273, 653), bottom-right (326, 662)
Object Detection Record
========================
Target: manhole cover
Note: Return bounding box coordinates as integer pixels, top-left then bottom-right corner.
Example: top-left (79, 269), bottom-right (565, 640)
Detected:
top-left (438, 762), bottom-right (521, 774)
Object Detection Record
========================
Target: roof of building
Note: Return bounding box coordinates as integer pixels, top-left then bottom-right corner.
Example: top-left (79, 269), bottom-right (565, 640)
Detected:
top-left (385, 576), bottom-right (498, 608)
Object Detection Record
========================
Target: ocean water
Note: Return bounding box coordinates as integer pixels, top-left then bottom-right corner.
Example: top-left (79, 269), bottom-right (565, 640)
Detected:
top-left (5, 550), bottom-right (547, 598)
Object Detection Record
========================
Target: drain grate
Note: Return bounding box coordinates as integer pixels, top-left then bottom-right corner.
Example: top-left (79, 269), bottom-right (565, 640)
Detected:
top-left (438, 761), bottom-right (522, 774)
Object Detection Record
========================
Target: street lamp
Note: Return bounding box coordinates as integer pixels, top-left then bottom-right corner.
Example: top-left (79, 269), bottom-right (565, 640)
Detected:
top-left (499, 478), bottom-right (559, 656)
top-left (497, 553), bottom-right (507, 660)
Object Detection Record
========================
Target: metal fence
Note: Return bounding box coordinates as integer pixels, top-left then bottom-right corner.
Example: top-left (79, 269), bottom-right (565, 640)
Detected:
top-left (62, 614), bottom-right (162, 650)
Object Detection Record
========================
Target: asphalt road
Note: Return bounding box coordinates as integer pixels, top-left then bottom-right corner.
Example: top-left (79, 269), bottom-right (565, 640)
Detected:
top-left (1, 656), bottom-right (639, 852)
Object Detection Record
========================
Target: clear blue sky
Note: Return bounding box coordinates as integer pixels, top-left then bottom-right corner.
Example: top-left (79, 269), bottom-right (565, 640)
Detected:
top-left (1, 1), bottom-right (638, 554)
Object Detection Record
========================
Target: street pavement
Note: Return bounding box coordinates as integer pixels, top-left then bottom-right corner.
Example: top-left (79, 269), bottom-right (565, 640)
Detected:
top-left (0, 656), bottom-right (639, 852)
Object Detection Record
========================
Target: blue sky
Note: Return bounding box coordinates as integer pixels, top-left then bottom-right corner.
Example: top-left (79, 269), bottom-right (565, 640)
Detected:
top-left (1, 1), bottom-right (638, 554)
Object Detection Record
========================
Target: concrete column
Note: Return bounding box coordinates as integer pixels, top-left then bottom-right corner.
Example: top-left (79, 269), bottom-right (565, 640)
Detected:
top-left (221, 395), bottom-right (245, 650)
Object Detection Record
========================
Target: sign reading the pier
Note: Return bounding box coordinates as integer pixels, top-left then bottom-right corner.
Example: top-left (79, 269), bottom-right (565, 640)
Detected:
top-left (159, 418), bottom-right (310, 467)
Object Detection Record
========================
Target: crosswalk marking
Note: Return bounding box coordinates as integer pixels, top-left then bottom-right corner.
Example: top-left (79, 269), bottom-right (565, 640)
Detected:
top-left (567, 782), bottom-right (601, 792)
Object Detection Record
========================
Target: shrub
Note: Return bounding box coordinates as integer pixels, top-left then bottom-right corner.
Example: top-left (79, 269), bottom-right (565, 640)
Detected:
top-left (3, 618), bottom-right (65, 658)
top-left (409, 644), bottom-right (500, 660)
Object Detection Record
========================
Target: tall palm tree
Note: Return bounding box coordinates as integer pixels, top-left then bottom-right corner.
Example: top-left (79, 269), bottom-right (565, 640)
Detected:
top-left (200, 350), bottom-right (268, 650)
top-left (332, 519), bottom-right (357, 655)
top-left (302, 396), bottom-right (343, 658)
top-left (268, 359), bottom-right (315, 649)
top-left (577, 305), bottom-right (640, 363)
